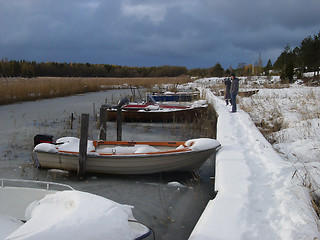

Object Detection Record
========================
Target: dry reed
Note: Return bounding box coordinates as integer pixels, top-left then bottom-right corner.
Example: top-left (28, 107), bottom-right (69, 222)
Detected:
top-left (239, 86), bottom-right (320, 223)
top-left (0, 76), bottom-right (192, 105)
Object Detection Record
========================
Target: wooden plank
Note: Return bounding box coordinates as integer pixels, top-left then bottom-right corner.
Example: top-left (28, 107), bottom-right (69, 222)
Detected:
top-left (78, 113), bottom-right (89, 180)
top-left (99, 107), bottom-right (107, 140)
top-left (117, 108), bottom-right (122, 141)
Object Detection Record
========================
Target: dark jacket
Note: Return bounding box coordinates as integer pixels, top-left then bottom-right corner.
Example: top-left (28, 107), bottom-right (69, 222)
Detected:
top-left (224, 78), bottom-right (231, 99)
top-left (230, 77), bottom-right (239, 95)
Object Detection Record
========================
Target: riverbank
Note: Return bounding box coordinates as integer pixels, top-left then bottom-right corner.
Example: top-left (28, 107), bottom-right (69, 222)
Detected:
top-left (0, 76), bottom-right (193, 105)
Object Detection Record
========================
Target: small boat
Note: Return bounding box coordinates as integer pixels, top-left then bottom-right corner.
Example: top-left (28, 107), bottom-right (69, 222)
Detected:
top-left (146, 91), bottom-right (199, 102)
top-left (105, 100), bottom-right (208, 122)
top-left (33, 137), bottom-right (220, 175)
top-left (0, 179), bottom-right (151, 240)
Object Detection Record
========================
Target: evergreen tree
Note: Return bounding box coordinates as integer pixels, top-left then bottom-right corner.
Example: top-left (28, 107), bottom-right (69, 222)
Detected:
top-left (285, 58), bottom-right (294, 82)
top-left (210, 63), bottom-right (225, 77)
top-left (265, 59), bottom-right (273, 74)
top-left (299, 32), bottom-right (320, 75)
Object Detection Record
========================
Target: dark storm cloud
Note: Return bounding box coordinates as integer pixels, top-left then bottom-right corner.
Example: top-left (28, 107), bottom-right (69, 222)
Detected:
top-left (0, 0), bottom-right (319, 69)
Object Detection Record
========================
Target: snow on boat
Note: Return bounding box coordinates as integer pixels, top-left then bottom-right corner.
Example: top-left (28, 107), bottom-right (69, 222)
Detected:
top-left (105, 100), bottom-right (208, 122)
top-left (33, 137), bottom-right (220, 175)
top-left (0, 179), bottom-right (151, 240)
top-left (146, 91), bottom-right (200, 102)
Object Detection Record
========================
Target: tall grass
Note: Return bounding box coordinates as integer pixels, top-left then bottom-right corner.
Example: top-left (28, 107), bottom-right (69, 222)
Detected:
top-left (0, 76), bottom-right (192, 105)
top-left (239, 86), bottom-right (320, 223)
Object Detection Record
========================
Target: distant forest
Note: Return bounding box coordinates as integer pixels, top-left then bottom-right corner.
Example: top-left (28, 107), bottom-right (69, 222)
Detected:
top-left (1, 32), bottom-right (319, 80)
top-left (273, 31), bottom-right (320, 81)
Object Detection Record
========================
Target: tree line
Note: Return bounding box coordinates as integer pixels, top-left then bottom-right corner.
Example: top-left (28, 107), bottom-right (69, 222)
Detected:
top-left (1, 32), bottom-right (319, 80)
top-left (0, 61), bottom-right (188, 78)
top-left (0, 59), bottom-right (252, 79)
top-left (273, 31), bottom-right (320, 81)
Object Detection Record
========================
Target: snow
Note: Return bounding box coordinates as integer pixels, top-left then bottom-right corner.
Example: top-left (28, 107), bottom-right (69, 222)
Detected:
top-left (33, 143), bottom-right (57, 153)
top-left (185, 138), bottom-right (220, 152)
top-left (2, 190), bottom-right (146, 240)
top-left (34, 137), bottom-right (95, 154)
top-left (0, 216), bottom-right (23, 239)
top-left (145, 104), bottom-right (160, 110)
top-left (189, 77), bottom-right (320, 239)
top-left (167, 181), bottom-right (188, 189)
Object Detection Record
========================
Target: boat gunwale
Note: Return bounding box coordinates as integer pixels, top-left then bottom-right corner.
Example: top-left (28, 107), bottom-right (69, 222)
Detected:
top-left (56, 148), bottom-right (192, 156)
top-left (34, 140), bottom-right (201, 157)
top-left (0, 179), bottom-right (74, 191)
top-left (123, 105), bottom-right (189, 110)
top-left (93, 140), bottom-right (187, 147)
top-left (33, 140), bottom-right (218, 158)
top-left (109, 105), bottom-right (208, 112)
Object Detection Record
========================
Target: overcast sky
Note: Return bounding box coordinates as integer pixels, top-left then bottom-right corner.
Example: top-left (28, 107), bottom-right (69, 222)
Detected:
top-left (0, 0), bottom-right (319, 69)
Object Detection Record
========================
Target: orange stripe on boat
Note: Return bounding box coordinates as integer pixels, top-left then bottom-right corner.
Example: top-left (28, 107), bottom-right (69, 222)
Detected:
top-left (97, 148), bottom-right (191, 156)
top-left (93, 141), bottom-right (186, 147)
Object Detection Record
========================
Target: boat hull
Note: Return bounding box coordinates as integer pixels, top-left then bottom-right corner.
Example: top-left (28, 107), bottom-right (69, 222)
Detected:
top-left (106, 106), bottom-right (207, 122)
top-left (34, 148), bottom-right (215, 175)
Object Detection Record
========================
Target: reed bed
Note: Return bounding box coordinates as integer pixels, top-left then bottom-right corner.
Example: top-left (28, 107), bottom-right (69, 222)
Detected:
top-left (0, 76), bottom-right (192, 105)
top-left (167, 104), bottom-right (217, 140)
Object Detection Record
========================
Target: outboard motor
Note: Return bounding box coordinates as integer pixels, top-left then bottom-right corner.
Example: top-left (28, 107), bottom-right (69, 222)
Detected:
top-left (34, 134), bottom-right (54, 147)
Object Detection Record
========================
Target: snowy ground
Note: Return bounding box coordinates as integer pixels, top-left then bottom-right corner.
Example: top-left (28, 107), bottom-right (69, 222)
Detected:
top-left (189, 76), bottom-right (320, 239)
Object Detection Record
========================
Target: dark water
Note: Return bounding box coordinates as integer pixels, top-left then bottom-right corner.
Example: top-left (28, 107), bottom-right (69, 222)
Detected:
top-left (0, 89), bottom-right (217, 239)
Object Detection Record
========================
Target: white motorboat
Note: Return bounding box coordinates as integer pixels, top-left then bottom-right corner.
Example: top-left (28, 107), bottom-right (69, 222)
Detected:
top-left (33, 137), bottom-right (220, 175)
top-left (0, 179), bottom-right (152, 240)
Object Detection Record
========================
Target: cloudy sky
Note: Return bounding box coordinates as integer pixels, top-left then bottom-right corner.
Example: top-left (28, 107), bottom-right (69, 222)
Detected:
top-left (0, 0), bottom-right (319, 69)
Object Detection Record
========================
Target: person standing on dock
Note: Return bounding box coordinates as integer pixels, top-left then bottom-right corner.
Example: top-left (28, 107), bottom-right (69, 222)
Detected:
top-left (224, 78), bottom-right (231, 105)
top-left (230, 73), bottom-right (239, 113)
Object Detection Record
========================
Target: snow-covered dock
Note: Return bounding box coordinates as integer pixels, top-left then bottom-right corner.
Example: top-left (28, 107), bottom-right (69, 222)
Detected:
top-left (189, 89), bottom-right (320, 239)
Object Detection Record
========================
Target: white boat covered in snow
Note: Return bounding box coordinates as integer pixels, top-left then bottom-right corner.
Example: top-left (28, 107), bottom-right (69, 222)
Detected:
top-left (0, 179), bottom-right (151, 240)
top-left (33, 137), bottom-right (220, 175)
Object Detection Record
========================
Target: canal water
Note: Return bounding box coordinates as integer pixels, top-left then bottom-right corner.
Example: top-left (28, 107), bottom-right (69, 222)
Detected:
top-left (0, 89), bottom-right (217, 240)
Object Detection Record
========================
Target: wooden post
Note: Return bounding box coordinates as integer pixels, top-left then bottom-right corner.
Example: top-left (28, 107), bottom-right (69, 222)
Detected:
top-left (99, 107), bottom-right (107, 140)
top-left (93, 103), bottom-right (96, 120)
top-left (70, 113), bottom-right (74, 130)
top-left (117, 108), bottom-right (122, 141)
top-left (78, 113), bottom-right (89, 180)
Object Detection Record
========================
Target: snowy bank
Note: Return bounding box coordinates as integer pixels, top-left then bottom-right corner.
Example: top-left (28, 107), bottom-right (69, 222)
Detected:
top-left (189, 89), bottom-right (320, 239)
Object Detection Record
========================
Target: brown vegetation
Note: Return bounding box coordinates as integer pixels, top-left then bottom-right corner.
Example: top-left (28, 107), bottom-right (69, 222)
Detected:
top-left (0, 76), bottom-right (193, 105)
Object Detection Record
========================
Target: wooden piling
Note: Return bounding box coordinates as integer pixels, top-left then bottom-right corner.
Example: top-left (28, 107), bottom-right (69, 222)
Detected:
top-left (99, 107), bottom-right (107, 140)
top-left (70, 113), bottom-right (74, 129)
top-left (117, 108), bottom-right (122, 141)
top-left (78, 113), bottom-right (89, 180)
top-left (93, 103), bottom-right (96, 120)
